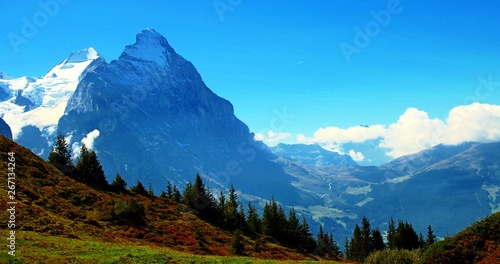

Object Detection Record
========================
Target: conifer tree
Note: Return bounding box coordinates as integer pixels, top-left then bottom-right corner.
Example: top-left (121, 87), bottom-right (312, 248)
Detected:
top-left (328, 233), bottom-right (341, 256)
top-left (287, 207), bottom-right (300, 242)
top-left (275, 204), bottom-right (288, 240)
top-left (247, 202), bottom-right (261, 234)
top-left (230, 229), bottom-right (245, 255)
top-left (349, 224), bottom-right (364, 262)
top-left (148, 183), bottom-right (155, 196)
top-left (225, 184), bottom-right (242, 228)
top-left (298, 216), bottom-right (316, 251)
top-left (395, 221), bottom-right (420, 250)
top-left (89, 150), bottom-right (108, 187)
top-left (316, 226), bottom-right (328, 255)
top-left (419, 233), bottom-right (426, 248)
top-left (346, 217), bottom-right (388, 261)
top-left (387, 217), bottom-right (397, 249)
top-left (218, 190), bottom-right (226, 217)
top-left (130, 180), bottom-right (148, 196)
top-left (316, 226), bottom-right (340, 257)
top-left (262, 196), bottom-right (288, 240)
top-left (371, 228), bottom-right (385, 251)
top-left (182, 181), bottom-right (195, 205)
top-left (344, 238), bottom-right (350, 259)
top-left (74, 144), bottom-right (89, 182)
top-left (227, 185), bottom-right (238, 216)
top-left (262, 199), bottom-right (275, 237)
top-left (171, 184), bottom-right (181, 203)
top-left (111, 173), bottom-right (127, 192)
top-left (166, 180), bottom-right (173, 198)
top-left (361, 216), bottom-right (371, 257)
top-left (48, 134), bottom-right (74, 175)
top-left (193, 174), bottom-right (206, 196)
top-left (74, 144), bottom-right (108, 188)
top-left (183, 174), bottom-right (217, 220)
top-left (192, 174), bottom-right (213, 210)
top-left (237, 201), bottom-right (246, 222)
top-left (426, 225), bottom-right (436, 248)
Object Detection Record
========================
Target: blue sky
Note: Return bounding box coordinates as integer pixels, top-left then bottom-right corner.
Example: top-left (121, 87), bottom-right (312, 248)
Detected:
top-left (1, 0), bottom-right (500, 164)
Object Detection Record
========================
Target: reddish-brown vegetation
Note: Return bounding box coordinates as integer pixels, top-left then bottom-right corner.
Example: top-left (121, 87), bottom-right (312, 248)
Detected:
top-left (0, 136), bottom-right (325, 261)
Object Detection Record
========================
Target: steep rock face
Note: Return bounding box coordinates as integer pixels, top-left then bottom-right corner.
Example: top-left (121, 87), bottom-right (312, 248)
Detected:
top-left (59, 29), bottom-right (307, 204)
top-left (0, 118), bottom-right (12, 140)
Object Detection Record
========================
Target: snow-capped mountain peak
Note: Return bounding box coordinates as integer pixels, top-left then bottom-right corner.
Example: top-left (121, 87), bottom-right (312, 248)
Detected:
top-left (0, 71), bottom-right (13, 80)
top-left (121, 28), bottom-right (173, 67)
top-left (0, 47), bottom-right (103, 145)
top-left (42, 47), bottom-right (101, 80)
top-left (65, 47), bottom-right (100, 63)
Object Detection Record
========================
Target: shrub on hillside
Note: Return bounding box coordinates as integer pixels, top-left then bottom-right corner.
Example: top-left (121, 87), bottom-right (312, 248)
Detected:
top-left (420, 212), bottom-right (500, 263)
top-left (113, 198), bottom-right (146, 226)
top-left (364, 249), bottom-right (420, 264)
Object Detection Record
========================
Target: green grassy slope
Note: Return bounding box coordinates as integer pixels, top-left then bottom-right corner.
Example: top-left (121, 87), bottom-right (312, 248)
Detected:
top-left (0, 231), bottom-right (344, 264)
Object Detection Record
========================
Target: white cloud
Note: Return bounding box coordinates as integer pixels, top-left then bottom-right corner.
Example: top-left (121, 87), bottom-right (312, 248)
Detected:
top-left (381, 103), bottom-right (500, 158)
top-left (296, 103), bottom-right (500, 159)
top-left (348, 149), bottom-right (365, 161)
top-left (254, 130), bottom-right (292, 146)
top-left (444, 103), bottom-right (500, 145)
top-left (72, 129), bottom-right (100, 158)
top-left (316, 142), bottom-right (345, 155)
top-left (297, 124), bottom-right (385, 144)
top-left (379, 108), bottom-right (446, 158)
top-left (82, 129), bottom-right (100, 149)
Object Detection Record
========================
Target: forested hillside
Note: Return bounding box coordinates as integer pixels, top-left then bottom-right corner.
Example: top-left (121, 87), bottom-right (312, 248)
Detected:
top-left (0, 135), bottom-right (342, 263)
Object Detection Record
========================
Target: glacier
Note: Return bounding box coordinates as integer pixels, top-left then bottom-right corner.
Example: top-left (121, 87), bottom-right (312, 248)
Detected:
top-left (0, 47), bottom-right (103, 150)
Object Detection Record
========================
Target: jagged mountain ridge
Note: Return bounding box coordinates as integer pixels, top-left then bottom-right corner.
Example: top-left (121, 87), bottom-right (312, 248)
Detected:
top-left (270, 143), bottom-right (358, 166)
top-left (379, 142), bottom-right (476, 175)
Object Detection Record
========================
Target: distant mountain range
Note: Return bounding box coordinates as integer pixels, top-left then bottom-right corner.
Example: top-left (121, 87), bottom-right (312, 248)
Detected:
top-left (269, 143), bottom-right (358, 166)
top-left (282, 141), bottom-right (500, 240)
top-left (1, 28), bottom-right (498, 242)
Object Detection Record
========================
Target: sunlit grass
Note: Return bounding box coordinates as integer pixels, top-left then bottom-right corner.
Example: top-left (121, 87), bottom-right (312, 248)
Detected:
top-left (0, 231), bottom-right (342, 264)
